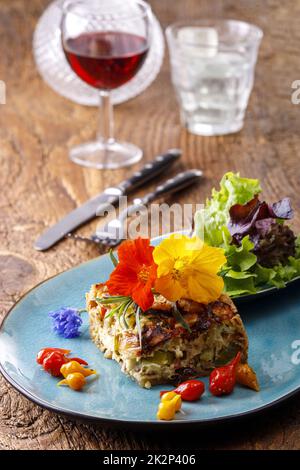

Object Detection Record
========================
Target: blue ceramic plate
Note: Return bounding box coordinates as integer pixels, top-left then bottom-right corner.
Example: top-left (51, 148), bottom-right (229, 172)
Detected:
top-left (1, 236), bottom-right (300, 428)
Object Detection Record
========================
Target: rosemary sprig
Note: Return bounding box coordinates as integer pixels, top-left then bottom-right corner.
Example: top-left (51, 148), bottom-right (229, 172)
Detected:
top-left (135, 306), bottom-right (142, 350)
top-left (96, 294), bottom-right (191, 338)
top-left (121, 300), bottom-right (133, 329)
top-left (171, 303), bottom-right (191, 333)
top-left (96, 295), bottom-right (131, 305)
top-left (109, 249), bottom-right (118, 267)
top-left (118, 299), bottom-right (133, 329)
top-left (96, 295), bottom-right (135, 325)
top-left (104, 303), bottom-right (122, 319)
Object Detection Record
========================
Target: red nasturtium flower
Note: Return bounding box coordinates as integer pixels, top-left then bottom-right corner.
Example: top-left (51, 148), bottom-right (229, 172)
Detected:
top-left (106, 238), bottom-right (157, 311)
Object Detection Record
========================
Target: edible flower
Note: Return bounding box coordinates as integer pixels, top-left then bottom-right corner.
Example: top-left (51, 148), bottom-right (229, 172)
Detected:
top-left (106, 237), bottom-right (157, 311)
top-left (49, 307), bottom-right (83, 338)
top-left (153, 235), bottom-right (226, 304)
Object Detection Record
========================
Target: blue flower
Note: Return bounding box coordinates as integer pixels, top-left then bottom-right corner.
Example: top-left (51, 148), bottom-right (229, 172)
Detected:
top-left (49, 307), bottom-right (83, 339)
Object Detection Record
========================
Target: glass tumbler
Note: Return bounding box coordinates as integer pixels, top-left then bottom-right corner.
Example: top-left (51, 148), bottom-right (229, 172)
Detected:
top-left (166, 20), bottom-right (263, 136)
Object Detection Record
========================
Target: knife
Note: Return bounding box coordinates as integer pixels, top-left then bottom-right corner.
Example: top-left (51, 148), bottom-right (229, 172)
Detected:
top-left (92, 169), bottom-right (203, 247)
top-left (34, 149), bottom-right (181, 251)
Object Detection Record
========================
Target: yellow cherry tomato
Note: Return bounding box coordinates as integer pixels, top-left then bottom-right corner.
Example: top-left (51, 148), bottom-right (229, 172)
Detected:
top-left (60, 360), bottom-right (96, 378)
top-left (161, 392), bottom-right (182, 412)
top-left (58, 372), bottom-right (86, 391)
top-left (156, 401), bottom-right (176, 421)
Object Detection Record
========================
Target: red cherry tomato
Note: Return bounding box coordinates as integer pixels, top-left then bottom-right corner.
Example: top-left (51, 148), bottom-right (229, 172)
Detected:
top-left (42, 351), bottom-right (68, 377)
top-left (160, 379), bottom-right (205, 402)
top-left (209, 352), bottom-right (241, 397)
top-left (36, 348), bottom-right (70, 364)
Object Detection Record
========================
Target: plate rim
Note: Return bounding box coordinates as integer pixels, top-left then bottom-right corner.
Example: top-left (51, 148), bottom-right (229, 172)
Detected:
top-left (1, 248), bottom-right (300, 427)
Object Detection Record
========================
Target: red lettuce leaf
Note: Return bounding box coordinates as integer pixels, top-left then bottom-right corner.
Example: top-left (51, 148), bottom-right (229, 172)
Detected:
top-left (228, 197), bottom-right (293, 244)
top-left (270, 198), bottom-right (294, 219)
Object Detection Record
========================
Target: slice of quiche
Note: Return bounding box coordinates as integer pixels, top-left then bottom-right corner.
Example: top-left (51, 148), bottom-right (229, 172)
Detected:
top-left (87, 283), bottom-right (248, 388)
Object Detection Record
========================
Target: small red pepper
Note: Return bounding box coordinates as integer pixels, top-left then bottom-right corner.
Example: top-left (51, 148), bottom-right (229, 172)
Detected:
top-left (209, 352), bottom-right (241, 397)
top-left (67, 357), bottom-right (88, 366)
top-left (175, 380), bottom-right (205, 401)
top-left (160, 379), bottom-right (205, 402)
top-left (99, 306), bottom-right (107, 320)
top-left (42, 351), bottom-right (68, 377)
top-left (37, 348), bottom-right (89, 376)
top-left (36, 347), bottom-right (71, 364)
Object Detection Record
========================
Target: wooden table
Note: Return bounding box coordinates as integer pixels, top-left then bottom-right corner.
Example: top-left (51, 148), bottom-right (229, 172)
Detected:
top-left (1, 0), bottom-right (300, 450)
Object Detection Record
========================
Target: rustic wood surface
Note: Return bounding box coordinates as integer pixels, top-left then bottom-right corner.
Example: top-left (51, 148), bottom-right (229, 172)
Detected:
top-left (1, 0), bottom-right (300, 450)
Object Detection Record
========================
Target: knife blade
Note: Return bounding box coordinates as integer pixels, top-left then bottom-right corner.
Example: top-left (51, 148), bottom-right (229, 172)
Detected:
top-left (34, 149), bottom-right (181, 251)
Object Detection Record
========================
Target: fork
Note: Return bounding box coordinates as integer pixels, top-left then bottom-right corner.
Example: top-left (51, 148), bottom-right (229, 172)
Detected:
top-left (91, 169), bottom-right (203, 248)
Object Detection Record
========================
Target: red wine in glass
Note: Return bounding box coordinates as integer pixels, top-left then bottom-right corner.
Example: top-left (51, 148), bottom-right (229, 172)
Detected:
top-left (60, 0), bottom-right (152, 169)
top-left (63, 31), bottom-right (149, 90)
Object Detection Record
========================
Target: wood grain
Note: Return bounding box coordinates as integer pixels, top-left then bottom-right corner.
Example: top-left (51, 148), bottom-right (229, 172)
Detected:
top-left (1, 0), bottom-right (300, 450)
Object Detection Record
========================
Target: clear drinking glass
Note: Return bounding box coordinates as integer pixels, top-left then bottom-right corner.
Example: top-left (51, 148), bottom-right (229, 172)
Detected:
top-left (166, 20), bottom-right (263, 136)
top-left (61, 0), bottom-right (152, 169)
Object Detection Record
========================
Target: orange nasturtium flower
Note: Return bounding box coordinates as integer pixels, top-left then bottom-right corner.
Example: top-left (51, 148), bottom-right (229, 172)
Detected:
top-left (153, 235), bottom-right (226, 304)
top-left (106, 238), bottom-right (157, 311)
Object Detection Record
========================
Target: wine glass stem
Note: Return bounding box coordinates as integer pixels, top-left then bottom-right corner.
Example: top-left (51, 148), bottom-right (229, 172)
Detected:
top-left (98, 90), bottom-right (114, 144)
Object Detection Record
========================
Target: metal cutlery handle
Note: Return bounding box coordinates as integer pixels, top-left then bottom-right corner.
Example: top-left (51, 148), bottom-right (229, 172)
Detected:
top-left (118, 148), bottom-right (181, 194)
top-left (140, 169), bottom-right (203, 205)
top-left (34, 148), bottom-right (181, 251)
top-left (92, 169), bottom-right (203, 246)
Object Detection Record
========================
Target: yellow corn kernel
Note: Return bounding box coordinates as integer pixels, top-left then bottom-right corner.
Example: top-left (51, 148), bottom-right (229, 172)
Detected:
top-left (161, 392), bottom-right (182, 412)
top-left (60, 361), bottom-right (96, 378)
top-left (157, 401), bottom-right (176, 421)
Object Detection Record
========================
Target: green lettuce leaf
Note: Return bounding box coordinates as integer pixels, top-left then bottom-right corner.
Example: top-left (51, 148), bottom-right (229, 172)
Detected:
top-left (254, 238), bottom-right (300, 289)
top-left (194, 172), bottom-right (261, 247)
top-left (296, 235), bottom-right (300, 257)
top-left (223, 276), bottom-right (257, 296)
top-left (220, 236), bottom-right (258, 296)
top-left (224, 236), bottom-right (257, 272)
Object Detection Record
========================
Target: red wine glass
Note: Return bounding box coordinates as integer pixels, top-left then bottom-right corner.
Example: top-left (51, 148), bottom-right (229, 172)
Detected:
top-left (61, 0), bottom-right (152, 169)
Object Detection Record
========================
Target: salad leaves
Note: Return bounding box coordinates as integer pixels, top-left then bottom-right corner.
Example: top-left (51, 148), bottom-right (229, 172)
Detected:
top-left (228, 196), bottom-right (293, 245)
top-left (195, 172), bottom-right (261, 247)
top-left (194, 172), bottom-right (300, 297)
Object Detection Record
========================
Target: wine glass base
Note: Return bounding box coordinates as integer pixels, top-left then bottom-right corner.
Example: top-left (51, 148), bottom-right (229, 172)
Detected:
top-left (69, 140), bottom-right (143, 169)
